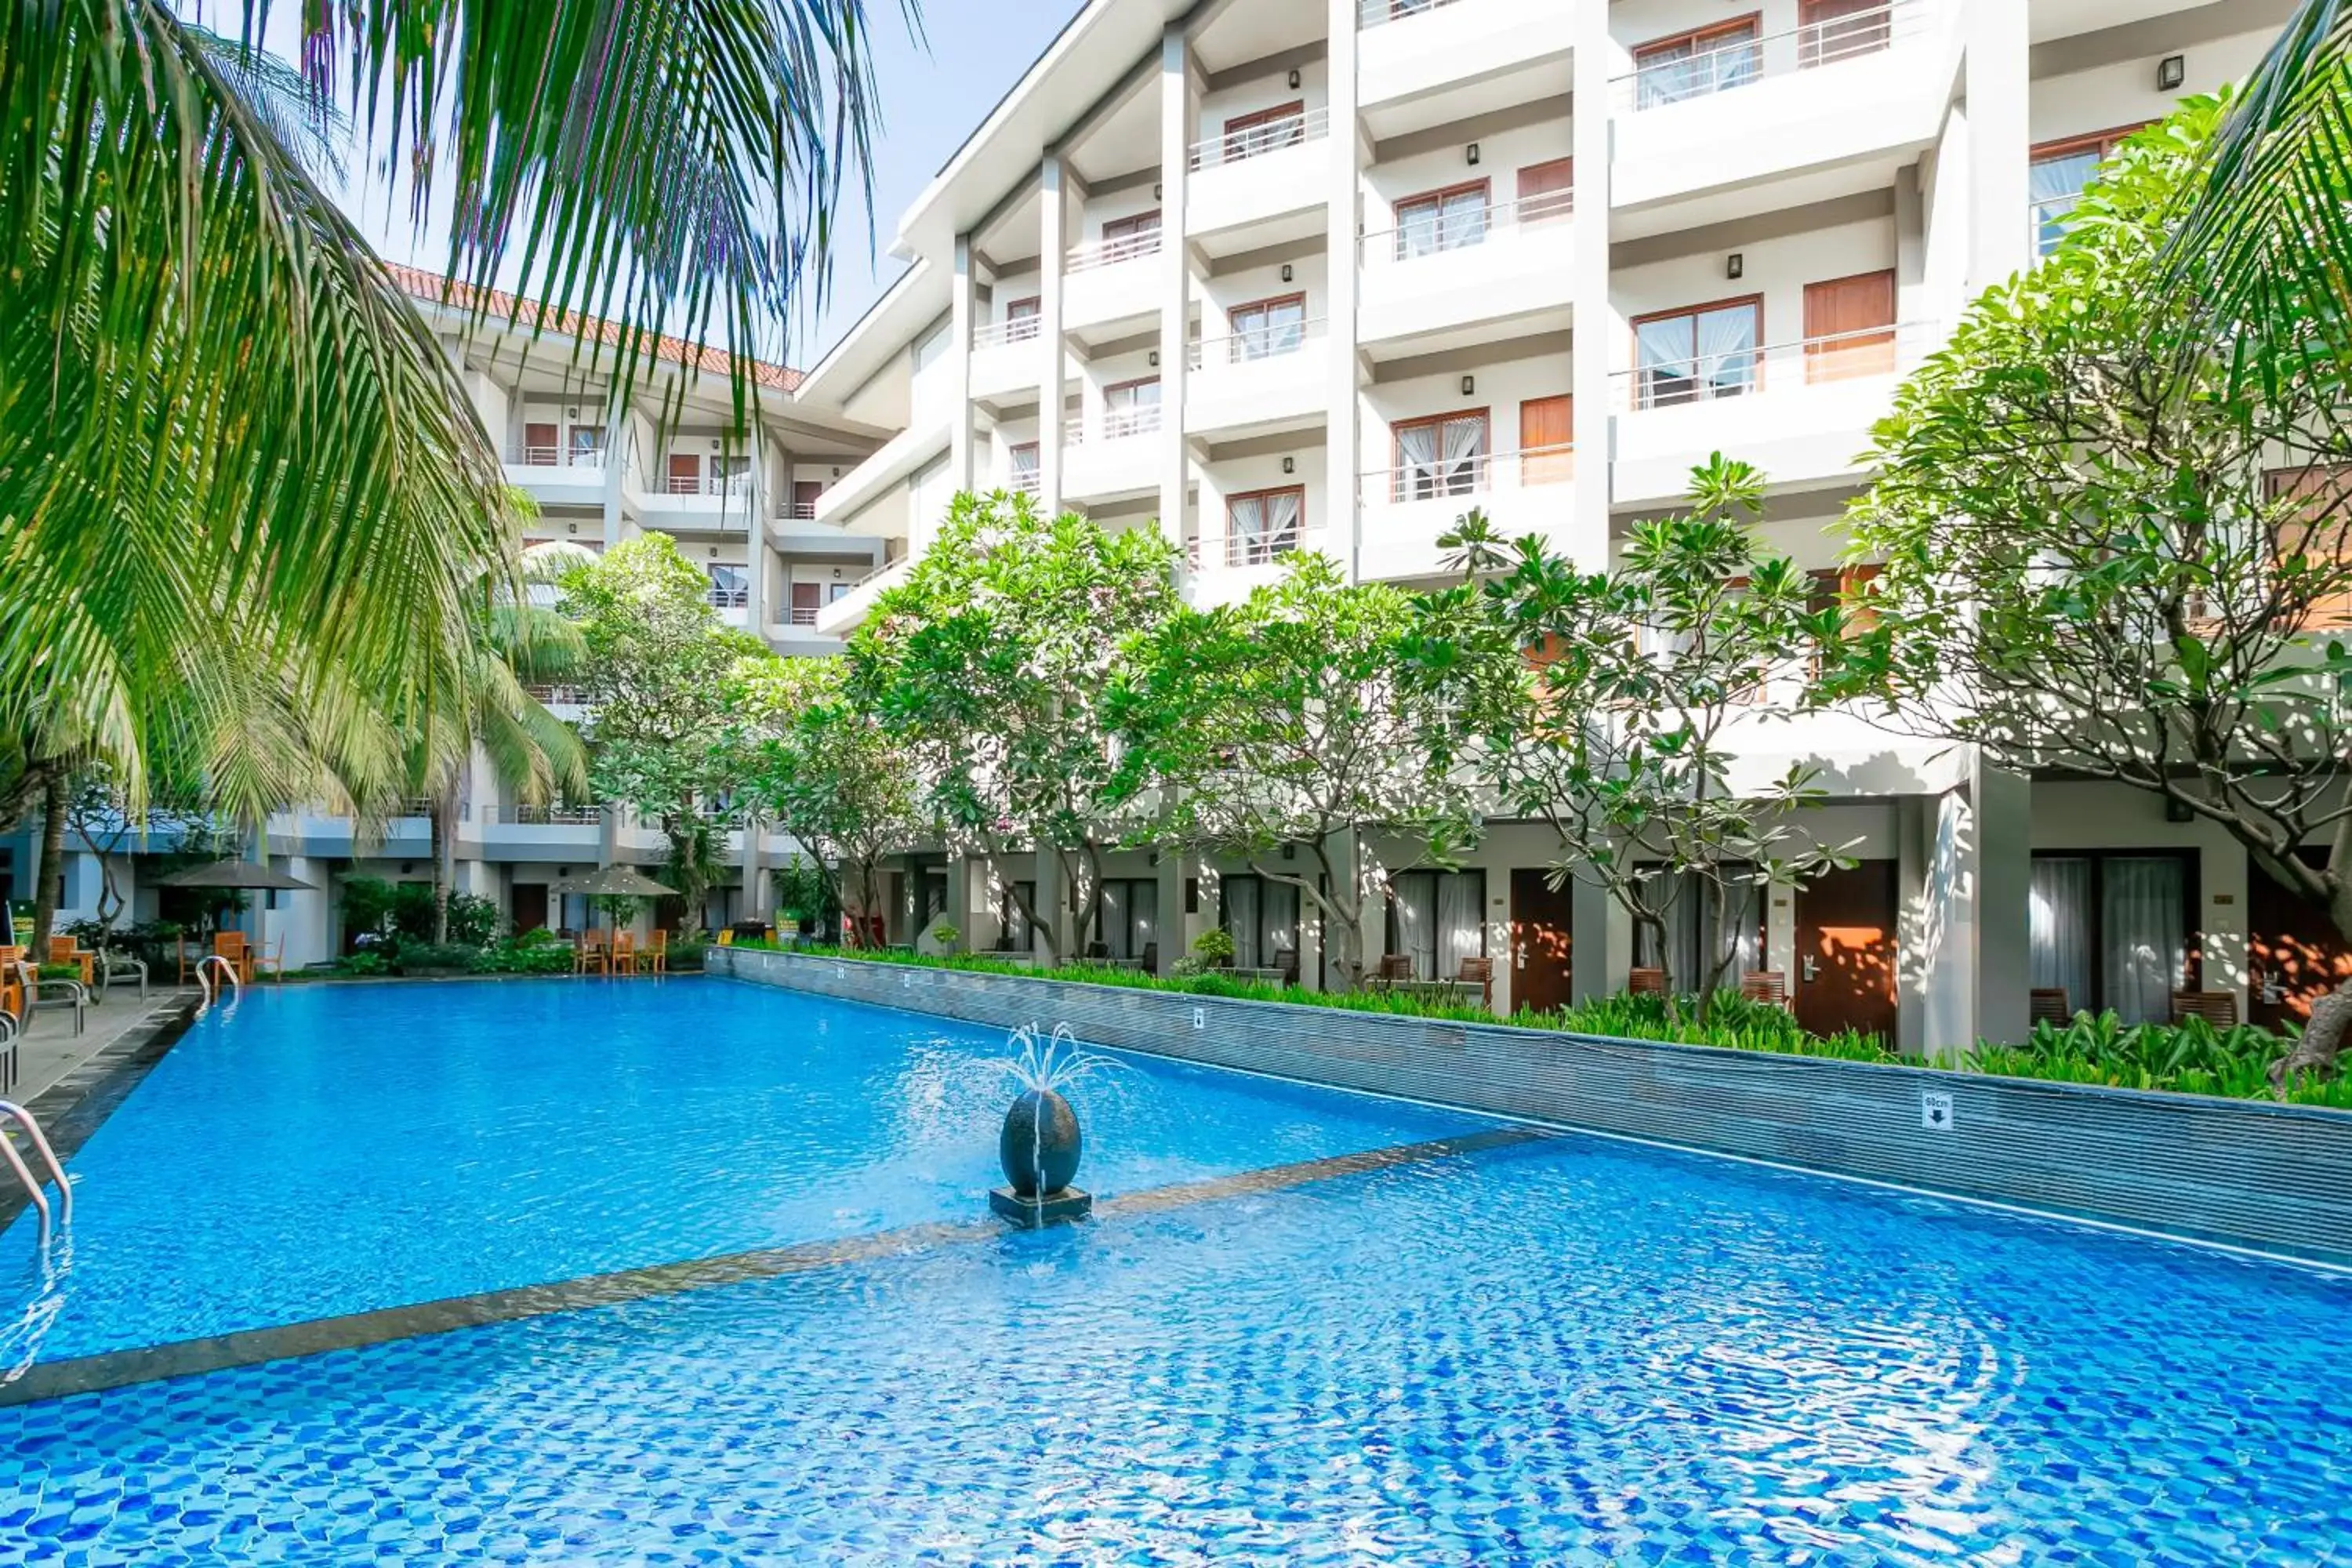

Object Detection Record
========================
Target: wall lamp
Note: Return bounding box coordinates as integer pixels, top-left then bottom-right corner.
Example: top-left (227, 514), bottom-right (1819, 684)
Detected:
top-left (2157, 54), bottom-right (2185, 91)
top-left (1287, 67), bottom-right (1301, 89)
top-left (1465, 142), bottom-right (1481, 167)
top-left (1726, 252), bottom-right (1745, 280)
top-left (1461, 375), bottom-right (1476, 397)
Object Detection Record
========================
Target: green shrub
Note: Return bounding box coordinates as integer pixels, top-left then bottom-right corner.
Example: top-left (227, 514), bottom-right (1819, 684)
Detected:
top-left (1191, 928), bottom-right (1236, 965)
top-left (35, 962), bottom-right (84, 982)
top-left (337, 950), bottom-right (390, 977)
top-left (471, 934), bottom-right (575, 975)
top-left (666, 937), bottom-right (708, 972)
top-left (394, 942), bottom-right (480, 975)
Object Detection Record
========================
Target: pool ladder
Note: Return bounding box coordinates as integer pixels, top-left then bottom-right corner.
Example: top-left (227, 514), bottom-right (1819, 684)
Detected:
top-left (0, 1102), bottom-right (71, 1244)
top-left (194, 954), bottom-right (241, 1014)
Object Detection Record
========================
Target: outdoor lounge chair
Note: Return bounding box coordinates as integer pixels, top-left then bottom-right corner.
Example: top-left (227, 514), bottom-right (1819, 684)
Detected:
top-left (1738, 970), bottom-right (1788, 1008)
top-left (45, 936), bottom-right (93, 988)
top-left (2029, 987), bottom-right (2071, 1026)
top-left (575, 935), bottom-right (611, 975)
top-left (1628, 967), bottom-right (1667, 996)
top-left (212, 931), bottom-right (254, 985)
top-left (96, 945), bottom-right (149, 1000)
top-left (2172, 990), bottom-right (2238, 1029)
top-left (1457, 956), bottom-right (1495, 1008)
top-left (612, 932), bottom-right (638, 974)
top-left (9, 960), bottom-right (85, 1036)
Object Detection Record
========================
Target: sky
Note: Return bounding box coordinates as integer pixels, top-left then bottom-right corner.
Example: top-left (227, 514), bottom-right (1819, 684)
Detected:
top-left (205, 1), bottom-right (1084, 367)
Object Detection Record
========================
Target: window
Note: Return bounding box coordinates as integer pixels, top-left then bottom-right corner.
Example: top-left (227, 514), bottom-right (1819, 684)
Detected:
top-left (1393, 181), bottom-right (1488, 260)
top-left (1802, 270), bottom-right (1896, 383)
top-left (1519, 395), bottom-right (1573, 485)
top-left (1007, 441), bottom-right (1040, 495)
top-left (1099, 210), bottom-right (1163, 262)
top-left (1094, 879), bottom-right (1160, 961)
top-left (568, 425), bottom-right (604, 465)
top-left (1387, 870), bottom-right (1486, 982)
top-left (2031, 125), bottom-right (2147, 256)
top-left (2266, 466), bottom-right (2352, 630)
top-left (1633, 297), bottom-right (1762, 408)
top-left (1220, 100), bottom-right (1305, 165)
top-left (1633, 16), bottom-right (1762, 108)
top-left (997, 881), bottom-right (1037, 952)
top-left (1630, 867), bottom-right (1763, 987)
top-left (1515, 158), bottom-right (1574, 225)
top-left (1798, 0), bottom-right (1892, 69)
top-left (1104, 377), bottom-right (1162, 437)
top-left (2031, 851), bottom-right (2195, 1025)
top-left (1227, 293), bottom-right (1308, 361)
top-left (706, 564), bottom-right (748, 610)
top-left (1391, 409), bottom-right (1490, 501)
top-left (1225, 485), bottom-right (1304, 567)
top-left (1222, 874), bottom-right (1301, 974)
top-left (1003, 296), bottom-right (1040, 343)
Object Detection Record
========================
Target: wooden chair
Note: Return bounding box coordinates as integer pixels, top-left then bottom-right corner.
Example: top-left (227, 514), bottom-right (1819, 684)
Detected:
top-left (1738, 970), bottom-right (1788, 1007)
top-left (1138, 942), bottom-right (1158, 975)
top-left (575, 934), bottom-right (611, 975)
top-left (45, 935), bottom-right (93, 988)
top-left (176, 934), bottom-right (201, 984)
top-left (2028, 987), bottom-right (2071, 1026)
top-left (1368, 953), bottom-right (1415, 990)
top-left (640, 929), bottom-right (668, 975)
top-left (612, 931), bottom-right (638, 975)
top-left (2172, 990), bottom-right (2239, 1029)
top-left (212, 931), bottom-right (254, 985)
top-left (1457, 955), bottom-right (1495, 1008)
top-left (1628, 967), bottom-right (1667, 996)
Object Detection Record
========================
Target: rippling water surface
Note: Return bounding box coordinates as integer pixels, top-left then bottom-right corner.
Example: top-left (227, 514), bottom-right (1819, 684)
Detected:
top-left (1, 979), bottom-right (2347, 1563)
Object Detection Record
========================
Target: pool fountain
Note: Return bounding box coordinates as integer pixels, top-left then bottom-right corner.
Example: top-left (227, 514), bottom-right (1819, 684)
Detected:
top-left (987, 1024), bottom-right (1109, 1227)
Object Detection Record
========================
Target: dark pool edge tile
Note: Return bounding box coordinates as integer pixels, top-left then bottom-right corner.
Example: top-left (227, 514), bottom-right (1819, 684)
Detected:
top-left (0, 1123), bottom-right (1548, 1410)
top-left (0, 994), bottom-right (202, 1237)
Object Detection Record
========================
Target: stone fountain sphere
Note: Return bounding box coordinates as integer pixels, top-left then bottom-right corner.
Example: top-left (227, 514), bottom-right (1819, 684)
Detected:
top-left (1000, 1087), bottom-right (1083, 1197)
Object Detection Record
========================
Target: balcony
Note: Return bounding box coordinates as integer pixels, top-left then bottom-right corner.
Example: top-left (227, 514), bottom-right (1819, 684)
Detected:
top-left (812, 554), bottom-right (911, 638)
top-left (1065, 230), bottom-right (1163, 337)
top-left (1359, 0), bottom-right (1573, 118)
top-left (1186, 107), bottom-right (1330, 245)
top-left (1358, 193), bottom-right (1575, 350)
top-left (1610, 321), bottom-right (1936, 505)
top-left (765, 604), bottom-right (849, 655)
top-left (503, 445), bottom-right (608, 507)
top-left (973, 312), bottom-right (1044, 401)
top-left (644, 469), bottom-right (756, 532)
top-left (1185, 318), bottom-right (1328, 436)
top-left (777, 499), bottom-right (819, 522)
top-left (1610, 0), bottom-right (1950, 227)
top-left (1357, 445), bottom-right (1573, 582)
top-left (478, 802), bottom-right (605, 857)
top-left (1062, 405), bottom-right (1162, 505)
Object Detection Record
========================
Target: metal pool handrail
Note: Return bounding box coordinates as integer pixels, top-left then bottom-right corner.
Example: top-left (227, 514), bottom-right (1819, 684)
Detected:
top-left (195, 954), bottom-right (242, 1014)
top-left (0, 1101), bottom-right (71, 1239)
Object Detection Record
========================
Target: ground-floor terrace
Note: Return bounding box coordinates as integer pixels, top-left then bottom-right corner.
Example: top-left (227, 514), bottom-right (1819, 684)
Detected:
top-left (9, 776), bottom-right (2343, 1054)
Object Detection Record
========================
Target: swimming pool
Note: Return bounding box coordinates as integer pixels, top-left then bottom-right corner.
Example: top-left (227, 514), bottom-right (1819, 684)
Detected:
top-left (2, 978), bottom-right (2348, 1563)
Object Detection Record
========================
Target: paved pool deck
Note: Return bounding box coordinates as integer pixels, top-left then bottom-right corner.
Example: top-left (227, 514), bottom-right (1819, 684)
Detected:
top-left (9, 988), bottom-right (200, 1109)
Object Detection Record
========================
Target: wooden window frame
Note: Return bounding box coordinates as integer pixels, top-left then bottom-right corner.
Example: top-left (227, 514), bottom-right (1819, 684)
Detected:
top-left (1224, 484), bottom-right (1306, 568)
top-left (1394, 177), bottom-right (1491, 227)
top-left (1388, 407), bottom-right (1491, 503)
top-left (1226, 291), bottom-right (1307, 332)
top-left (1629, 295), bottom-right (1766, 406)
top-left (1001, 295), bottom-right (1042, 343)
top-left (1220, 100), bottom-right (1306, 162)
top-left (1101, 209), bottom-right (1163, 241)
top-left (2029, 848), bottom-right (2204, 1011)
top-left (1518, 394), bottom-right (1573, 485)
top-left (1633, 13), bottom-right (1762, 65)
top-left (2030, 122), bottom-right (2151, 165)
top-left (1102, 375), bottom-right (1162, 437)
top-left (2265, 464), bottom-right (2352, 630)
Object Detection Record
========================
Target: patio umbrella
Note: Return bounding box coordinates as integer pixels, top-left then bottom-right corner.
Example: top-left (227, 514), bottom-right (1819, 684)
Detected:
top-left (157, 860), bottom-right (318, 891)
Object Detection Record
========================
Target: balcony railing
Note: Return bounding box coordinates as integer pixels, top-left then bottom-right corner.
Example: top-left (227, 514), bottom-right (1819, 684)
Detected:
top-left (1067, 228), bottom-right (1163, 274)
top-left (1360, 445), bottom-right (1574, 504)
top-left (1186, 525), bottom-right (1329, 570)
top-left (492, 804), bottom-right (604, 827)
top-left (666, 473), bottom-right (753, 498)
top-left (522, 683), bottom-right (590, 706)
top-left (1358, 0), bottom-right (1470, 27)
top-left (706, 586), bottom-right (750, 610)
top-left (1065, 405), bottom-right (1164, 446)
top-left (777, 500), bottom-right (819, 521)
top-left (1610, 0), bottom-right (1925, 113)
top-left (1360, 191), bottom-right (1573, 265)
top-left (516, 445), bottom-right (605, 470)
top-left (2030, 194), bottom-right (2082, 258)
top-left (974, 314), bottom-right (1044, 350)
top-left (787, 604), bottom-right (821, 626)
top-left (1007, 469), bottom-right (1044, 498)
top-left (1188, 316), bottom-right (1328, 371)
top-left (1611, 321), bottom-right (1936, 411)
top-left (1187, 105), bottom-right (1330, 172)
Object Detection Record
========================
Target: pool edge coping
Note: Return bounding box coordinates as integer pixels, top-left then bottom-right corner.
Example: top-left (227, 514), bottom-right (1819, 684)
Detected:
top-left (0, 993), bottom-right (201, 1239)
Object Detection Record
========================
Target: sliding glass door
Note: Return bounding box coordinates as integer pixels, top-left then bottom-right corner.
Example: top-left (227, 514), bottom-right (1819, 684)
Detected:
top-left (2028, 851), bottom-right (2192, 1024)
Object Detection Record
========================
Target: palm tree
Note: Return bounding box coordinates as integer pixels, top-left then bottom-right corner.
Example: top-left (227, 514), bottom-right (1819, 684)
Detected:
top-left (1, 1), bottom-right (891, 808)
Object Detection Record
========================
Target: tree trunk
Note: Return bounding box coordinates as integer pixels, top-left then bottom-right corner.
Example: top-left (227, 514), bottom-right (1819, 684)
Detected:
top-left (31, 771), bottom-right (67, 949)
top-left (2274, 982), bottom-right (2352, 1087)
top-left (430, 788), bottom-right (456, 946)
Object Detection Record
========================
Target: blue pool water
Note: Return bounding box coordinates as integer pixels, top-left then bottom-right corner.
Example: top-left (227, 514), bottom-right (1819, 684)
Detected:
top-left (2, 978), bottom-right (2350, 1563)
top-left (0, 979), bottom-right (1474, 1360)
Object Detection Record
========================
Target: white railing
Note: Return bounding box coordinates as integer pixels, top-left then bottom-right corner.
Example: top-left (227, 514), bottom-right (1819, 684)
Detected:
top-left (706, 586), bottom-right (750, 610)
top-left (492, 804), bottom-right (603, 826)
top-left (1610, 321), bottom-right (1936, 411)
top-left (1360, 191), bottom-right (1573, 265)
top-left (1188, 105), bottom-right (1330, 172)
top-left (1188, 316), bottom-right (1328, 371)
top-left (777, 500), bottom-right (819, 521)
top-left (2029, 194), bottom-right (2080, 258)
top-left (1359, 0), bottom-right (1470, 27)
top-left (788, 604), bottom-right (821, 626)
top-left (522, 683), bottom-right (590, 706)
top-left (1067, 228), bottom-right (1163, 274)
top-left (1186, 525), bottom-right (1329, 570)
top-left (666, 473), bottom-right (753, 498)
top-left (1065, 405), bottom-right (1164, 446)
top-left (516, 445), bottom-right (606, 470)
top-left (1360, 445), bottom-right (1575, 505)
top-left (974, 314), bottom-right (1044, 350)
top-left (1007, 469), bottom-right (1044, 498)
top-left (1610, 0), bottom-right (1926, 113)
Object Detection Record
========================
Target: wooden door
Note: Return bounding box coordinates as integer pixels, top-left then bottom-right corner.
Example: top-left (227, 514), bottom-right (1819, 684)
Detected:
top-left (791, 480), bottom-right (823, 517)
top-left (1800, 0), bottom-right (1893, 67)
top-left (1515, 157), bottom-right (1573, 223)
top-left (1519, 395), bottom-right (1573, 485)
top-left (511, 884), bottom-right (549, 934)
top-left (789, 580), bottom-right (822, 624)
top-left (1795, 861), bottom-right (1898, 1042)
top-left (666, 452), bottom-right (702, 494)
top-left (1804, 270), bottom-right (1896, 383)
top-left (523, 421), bottom-right (557, 463)
top-left (1511, 868), bottom-right (1575, 1016)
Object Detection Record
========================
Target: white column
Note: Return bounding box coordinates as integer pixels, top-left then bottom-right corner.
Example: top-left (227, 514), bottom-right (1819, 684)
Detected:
top-left (1326, 0), bottom-right (1363, 582)
top-left (949, 234), bottom-right (978, 493)
top-left (1157, 27), bottom-right (1196, 552)
top-left (1569, 4), bottom-right (1617, 570)
top-left (1570, 877), bottom-right (1627, 1004)
top-left (1153, 850), bottom-right (1184, 977)
top-left (746, 426), bottom-right (773, 638)
top-left (1972, 760), bottom-right (2031, 1053)
top-left (601, 400), bottom-right (630, 549)
top-left (1033, 848), bottom-right (1065, 967)
top-left (1967, 0), bottom-right (2031, 290)
top-left (1040, 155), bottom-right (1073, 515)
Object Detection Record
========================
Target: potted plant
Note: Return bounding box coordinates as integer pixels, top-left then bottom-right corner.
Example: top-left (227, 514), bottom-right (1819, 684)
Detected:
top-left (1191, 927), bottom-right (1236, 969)
top-left (929, 920), bottom-right (962, 956)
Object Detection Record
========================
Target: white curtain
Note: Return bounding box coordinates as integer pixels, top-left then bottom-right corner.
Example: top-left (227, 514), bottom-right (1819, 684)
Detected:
top-left (1439, 188), bottom-right (1487, 252)
top-left (1635, 43), bottom-right (1703, 109)
top-left (1392, 872), bottom-right (1435, 978)
top-left (1636, 318), bottom-right (1696, 408)
top-left (1265, 490), bottom-right (1302, 556)
top-left (2030, 151), bottom-right (2099, 255)
top-left (1099, 882), bottom-right (1129, 959)
top-left (2103, 857), bottom-right (2185, 1025)
top-left (1397, 423), bottom-right (1441, 499)
top-left (2030, 857), bottom-right (2094, 1016)
top-left (1263, 881), bottom-right (1299, 973)
top-left (1225, 876), bottom-right (1262, 970)
top-left (1697, 306), bottom-right (1759, 399)
top-left (1436, 873), bottom-right (1484, 980)
top-left (1399, 201), bottom-right (1442, 260)
top-left (1634, 869), bottom-right (1756, 985)
top-left (1440, 415), bottom-right (1487, 495)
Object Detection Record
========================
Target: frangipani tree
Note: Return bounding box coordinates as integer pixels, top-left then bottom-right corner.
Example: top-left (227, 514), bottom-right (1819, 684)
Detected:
top-left (1111, 553), bottom-right (1477, 990)
top-left (850, 492), bottom-right (1178, 964)
top-left (1422, 460), bottom-right (1853, 1023)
